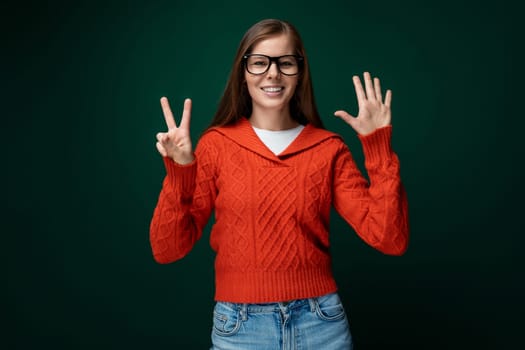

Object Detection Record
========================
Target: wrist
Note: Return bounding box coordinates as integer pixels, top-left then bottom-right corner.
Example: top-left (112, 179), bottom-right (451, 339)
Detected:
top-left (172, 155), bottom-right (195, 165)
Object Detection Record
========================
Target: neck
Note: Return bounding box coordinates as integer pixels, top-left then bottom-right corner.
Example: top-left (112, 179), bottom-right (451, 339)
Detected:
top-left (249, 107), bottom-right (298, 131)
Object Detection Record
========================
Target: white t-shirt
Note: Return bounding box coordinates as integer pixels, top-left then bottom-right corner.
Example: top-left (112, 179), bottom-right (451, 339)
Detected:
top-left (252, 124), bottom-right (305, 155)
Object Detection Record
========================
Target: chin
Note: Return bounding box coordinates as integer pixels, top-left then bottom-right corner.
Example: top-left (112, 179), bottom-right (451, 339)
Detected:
top-left (256, 96), bottom-right (293, 109)
top-left (255, 101), bottom-right (289, 111)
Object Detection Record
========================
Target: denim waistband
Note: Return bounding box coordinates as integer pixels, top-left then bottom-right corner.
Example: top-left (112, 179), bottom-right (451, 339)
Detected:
top-left (216, 293), bottom-right (336, 315)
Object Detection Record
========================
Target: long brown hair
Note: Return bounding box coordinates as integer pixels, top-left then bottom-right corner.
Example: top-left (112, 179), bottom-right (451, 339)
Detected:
top-left (207, 19), bottom-right (324, 129)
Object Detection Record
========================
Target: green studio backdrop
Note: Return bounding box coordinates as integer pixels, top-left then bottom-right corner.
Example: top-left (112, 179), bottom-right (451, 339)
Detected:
top-left (3, 0), bottom-right (521, 349)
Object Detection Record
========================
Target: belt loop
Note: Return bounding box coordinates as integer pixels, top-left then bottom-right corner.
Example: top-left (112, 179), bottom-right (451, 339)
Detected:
top-left (240, 303), bottom-right (248, 321)
top-left (308, 297), bottom-right (317, 313)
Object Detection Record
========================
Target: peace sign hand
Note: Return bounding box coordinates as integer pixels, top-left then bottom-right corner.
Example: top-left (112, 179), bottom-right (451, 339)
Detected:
top-left (156, 97), bottom-right (194, 165)
top-left (334, 72), bottom-right (392, 136)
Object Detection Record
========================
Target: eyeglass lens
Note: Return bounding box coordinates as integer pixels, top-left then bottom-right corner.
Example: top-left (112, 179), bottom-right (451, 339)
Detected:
top-left (245, 55), bottom-right (300, 75)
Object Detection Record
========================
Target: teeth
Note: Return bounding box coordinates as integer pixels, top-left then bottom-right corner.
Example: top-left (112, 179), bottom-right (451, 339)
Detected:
top-left (263, 87), bottom-right (283, 92)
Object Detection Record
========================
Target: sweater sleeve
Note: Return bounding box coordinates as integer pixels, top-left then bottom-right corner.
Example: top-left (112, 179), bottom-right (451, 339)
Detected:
top-left (149, 133), bottom-right (218, 264)
top-left (332, 126), bottom-right (409, 255)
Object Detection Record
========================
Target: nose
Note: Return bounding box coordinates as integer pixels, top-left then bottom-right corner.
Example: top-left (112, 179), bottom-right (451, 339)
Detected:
top-left (267, 61), bottom-right (281, 78)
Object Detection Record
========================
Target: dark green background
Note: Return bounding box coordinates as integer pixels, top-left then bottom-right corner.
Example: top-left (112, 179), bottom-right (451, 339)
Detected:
top-left (4, 0), bottom-right (521, 348)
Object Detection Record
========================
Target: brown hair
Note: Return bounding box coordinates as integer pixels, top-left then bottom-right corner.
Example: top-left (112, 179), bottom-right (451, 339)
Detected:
top-left (207, 19), bottom-right (324, 129)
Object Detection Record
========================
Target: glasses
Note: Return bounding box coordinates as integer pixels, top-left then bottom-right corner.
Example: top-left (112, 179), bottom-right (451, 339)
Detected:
top-left (243, 54), bottom-right (303, 76)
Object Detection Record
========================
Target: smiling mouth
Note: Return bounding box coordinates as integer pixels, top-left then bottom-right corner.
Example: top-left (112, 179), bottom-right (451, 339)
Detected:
top-left (262, 87), bottom-right (284, 93)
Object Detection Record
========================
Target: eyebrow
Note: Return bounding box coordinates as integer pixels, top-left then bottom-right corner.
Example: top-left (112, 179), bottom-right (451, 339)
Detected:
top-left (249, 54), bottom-right (297, 57)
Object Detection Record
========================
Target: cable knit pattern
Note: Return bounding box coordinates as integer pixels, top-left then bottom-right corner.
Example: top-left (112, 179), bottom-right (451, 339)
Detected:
top-left (256, 166), bottom-right (299, 271)
top-left (150, 117), bottom-right (409, 303)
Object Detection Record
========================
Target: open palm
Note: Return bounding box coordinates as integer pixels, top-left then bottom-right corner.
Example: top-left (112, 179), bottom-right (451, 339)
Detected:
top-left (334, 72), bottom-right (392, 136)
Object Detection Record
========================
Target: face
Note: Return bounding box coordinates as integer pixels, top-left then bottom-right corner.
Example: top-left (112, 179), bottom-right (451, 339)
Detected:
top-left (244, 34), bottom-right (299, 116)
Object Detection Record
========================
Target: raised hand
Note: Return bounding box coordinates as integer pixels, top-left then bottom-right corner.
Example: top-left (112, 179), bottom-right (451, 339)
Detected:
top-left (334, 72), bottom-right (392, 136)
top-left (156, 97), bottom-right (194, 165)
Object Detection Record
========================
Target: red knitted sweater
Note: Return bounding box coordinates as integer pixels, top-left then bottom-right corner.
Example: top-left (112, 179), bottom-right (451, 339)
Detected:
top-left (150, 117), bottom-right (409, 303)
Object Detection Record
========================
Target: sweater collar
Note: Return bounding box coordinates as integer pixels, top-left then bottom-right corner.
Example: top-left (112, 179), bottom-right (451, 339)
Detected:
top-left (209, 117), bottom-right (341, 160)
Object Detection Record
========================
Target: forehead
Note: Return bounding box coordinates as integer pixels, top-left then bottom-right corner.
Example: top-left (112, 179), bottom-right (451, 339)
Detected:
top-left (251, 34), bottom-right (295, 56)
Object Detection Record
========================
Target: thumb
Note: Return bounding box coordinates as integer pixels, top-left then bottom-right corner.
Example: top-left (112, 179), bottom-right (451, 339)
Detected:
top-left (334, 110), bottom-right (357, 126)
top-left (156, 142), bottom-right (168, 157)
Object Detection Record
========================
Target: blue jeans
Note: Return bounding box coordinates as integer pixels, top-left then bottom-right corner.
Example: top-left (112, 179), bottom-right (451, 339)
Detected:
top-left (211, 292), bottom-right (353, 350)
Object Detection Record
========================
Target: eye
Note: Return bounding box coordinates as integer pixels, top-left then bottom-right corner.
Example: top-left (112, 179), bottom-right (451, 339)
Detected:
top-left (247, 55), bottom-right (269, 67)
top-left (279, 57), bottom-right (297, 67)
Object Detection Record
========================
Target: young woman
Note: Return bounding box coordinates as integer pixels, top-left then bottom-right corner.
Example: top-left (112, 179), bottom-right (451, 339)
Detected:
top-left (150, 18), bottom-right (409, 350)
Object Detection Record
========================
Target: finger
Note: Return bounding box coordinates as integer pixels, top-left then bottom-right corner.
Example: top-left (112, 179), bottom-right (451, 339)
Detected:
top-left (334, 110), bottom-right (356, 123)
top-left (385, 89), bottom-right (392, 108)
top-left (156, 142), bottom-right (167, 157)
top-left (374, 77), bottom-right (383, 102)
top-left (160, 133), bottom-right (170, 144)
top-left (335, 110), bottom-right (359, 131)
top-left (160, 97), bottom-right (177, 129)
top-left (363, 72), bottom-right (376, 100)
top-left (156, 132), bottom-right (164, 142)
top-left (179, 98), bottom-right (192, 130)
top-left (352, 76), bottom-right (366, 107)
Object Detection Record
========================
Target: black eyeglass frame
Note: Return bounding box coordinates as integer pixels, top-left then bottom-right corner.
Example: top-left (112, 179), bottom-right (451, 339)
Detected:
top-left (242, 54), bottom-right (304, 76)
